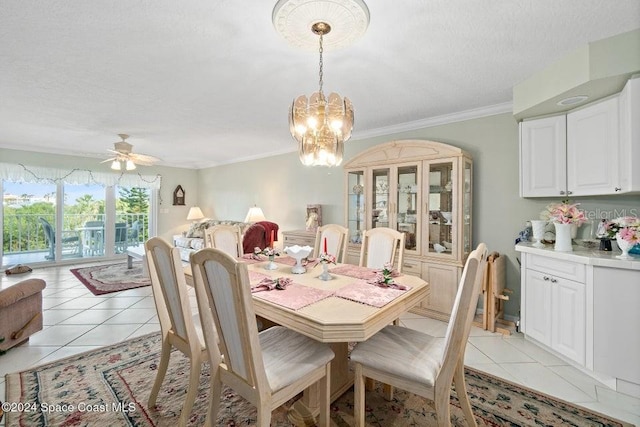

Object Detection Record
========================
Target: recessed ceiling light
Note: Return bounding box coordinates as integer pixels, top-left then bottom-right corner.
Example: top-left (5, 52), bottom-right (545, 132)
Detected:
top-left (557, 95), bottom-right (589, 106)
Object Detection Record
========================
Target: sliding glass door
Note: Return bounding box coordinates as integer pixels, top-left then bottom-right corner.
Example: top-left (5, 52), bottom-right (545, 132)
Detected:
top-left (2, 181), bottom-right (154, 267)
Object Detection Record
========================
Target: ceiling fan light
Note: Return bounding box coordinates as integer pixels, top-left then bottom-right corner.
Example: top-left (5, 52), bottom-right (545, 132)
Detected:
top-left (125, 159), bottom-right (136, 170)
top-left (111, 160), bottom-right (121, 171)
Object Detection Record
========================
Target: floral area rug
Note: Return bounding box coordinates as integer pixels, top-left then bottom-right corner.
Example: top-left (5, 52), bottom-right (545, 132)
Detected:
top-left (5, 332), bottom-right (633, 427)
top-left (70, 262), bottom-right (150, 295)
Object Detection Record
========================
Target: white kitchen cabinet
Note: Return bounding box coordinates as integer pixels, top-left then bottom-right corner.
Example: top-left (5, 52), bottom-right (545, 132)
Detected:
top-left (519, 77), bottom-right (639, 197)
top-left (516, 243), bottom-right (640, 398)
top-left (522, 255), bottom-right (585, 365)
top-left (520, 115), bottom-right (567, 197)
top-left (567, 96), bottom-right (619, 196)
top-left (551, 277), bottom-right (585, 365)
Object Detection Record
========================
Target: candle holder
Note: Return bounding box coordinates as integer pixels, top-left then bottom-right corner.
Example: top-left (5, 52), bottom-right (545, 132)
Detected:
top-left (265, 254), bottom-right (278, 270)
top-left (318, 262), bottom-right (332, 281)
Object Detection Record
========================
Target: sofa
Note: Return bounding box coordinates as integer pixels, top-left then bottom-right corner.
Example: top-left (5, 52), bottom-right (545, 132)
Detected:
top-left (0, 278), bottom-right (46, 353)
top-left (174, 219), bottom-right (279, 261)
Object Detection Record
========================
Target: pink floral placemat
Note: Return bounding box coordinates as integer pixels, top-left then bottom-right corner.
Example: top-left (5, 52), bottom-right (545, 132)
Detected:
top-left (334, 280), bottom-right (410, 308)
top-left (329, 265), bottom-right (378, 280)
top-left (252, 283), bottom-right (335, 310)
top-left (248, 271), bottom-right (271, 283)
top-left (238, 254), bottom-right (262, 264)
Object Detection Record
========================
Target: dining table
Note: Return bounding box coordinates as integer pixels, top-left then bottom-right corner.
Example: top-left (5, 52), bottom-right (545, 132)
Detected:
top-left (184, 254), bottom-right (430, 425)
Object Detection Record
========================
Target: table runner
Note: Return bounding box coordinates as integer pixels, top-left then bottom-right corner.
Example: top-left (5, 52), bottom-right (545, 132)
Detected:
top-left (252, 283), bottom-right (335, 310)
top-left (274, 256), bottom-right (320, 268)
top-left (334, 280), bottom-right (410, 308)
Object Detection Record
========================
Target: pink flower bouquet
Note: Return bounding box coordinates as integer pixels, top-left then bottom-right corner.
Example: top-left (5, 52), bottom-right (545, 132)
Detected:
top-left (540, 200), bottom-right (587, 225)
top-left (606, 216), bottom-right (640, 244)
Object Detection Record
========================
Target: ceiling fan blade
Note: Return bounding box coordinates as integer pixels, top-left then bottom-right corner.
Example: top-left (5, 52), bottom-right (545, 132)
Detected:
top-left (130, 153), bottom-right (161, 165)
top-left (100, 157), bottom-right (117, 163)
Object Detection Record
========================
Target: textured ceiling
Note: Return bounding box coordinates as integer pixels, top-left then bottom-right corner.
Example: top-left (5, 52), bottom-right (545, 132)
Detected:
top-left (1, 1), bottom-right (639, 169)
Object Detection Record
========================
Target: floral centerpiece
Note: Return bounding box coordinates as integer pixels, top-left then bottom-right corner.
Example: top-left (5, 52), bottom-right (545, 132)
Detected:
top-left (540, 200), bottom-right (586, 252)
top-left (604, 216), bottom-right (640, 259)
top-left (317, 252), bottom-right (336, 280)
top-left (540, 200), bottom-right (587, 225)
top-left (318, 252), bottom-right (336, 264)
top-left (254, 246), bottom-right (280, 258)
top-left (254, 246), bottom-right (280, 270)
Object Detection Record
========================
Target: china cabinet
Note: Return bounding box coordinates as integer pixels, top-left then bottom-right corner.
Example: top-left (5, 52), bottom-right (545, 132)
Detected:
top-left (344, 139), bottom-right (473, 320)
top-left (519, 77), bottom-right (640, 197)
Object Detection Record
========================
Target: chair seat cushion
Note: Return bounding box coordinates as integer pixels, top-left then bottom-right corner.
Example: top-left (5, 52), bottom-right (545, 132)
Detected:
top-left (350, 325), bottom-right (444, 386)
top-left (260, 326), bottom-right (334, 393)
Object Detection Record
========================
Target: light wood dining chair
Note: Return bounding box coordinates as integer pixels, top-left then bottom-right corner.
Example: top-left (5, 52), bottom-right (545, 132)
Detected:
top-left (359, 227), bottom-right (406, 271)
top-left (190, 248), bottom-right (335, 427)
top-left (350, 243), bottom-right (488, 427)
top-left (314, 224), bottom-right (349, 262)
top-left (145, 237), bottom-right (207, 427)
top-left (204, 224), bottom-right (243, 257)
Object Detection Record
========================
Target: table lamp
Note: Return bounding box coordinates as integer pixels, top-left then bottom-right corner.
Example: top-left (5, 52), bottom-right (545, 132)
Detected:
top-left (187, 206), bottom-right (204, 223)
top-left (244, 205), bottom-right (266, 223)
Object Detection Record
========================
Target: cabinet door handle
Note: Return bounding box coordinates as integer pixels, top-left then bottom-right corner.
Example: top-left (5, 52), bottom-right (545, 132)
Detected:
top-left (550, 278), bottom-right (557, 283)
top-left (543, 276), bottom-right (550, 281)
top-left (615, 187), bottom-right (622, 192)
top-left (559, 191), bottom-right (565, 195)
top-left (567, 191), bottom-right (573, 195)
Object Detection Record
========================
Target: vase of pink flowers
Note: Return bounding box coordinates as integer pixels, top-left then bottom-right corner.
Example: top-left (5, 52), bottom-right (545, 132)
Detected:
top-left (318, 252), bottom-right (336, 281)
top-left (254, 246), bottom-right (280, 270)
top-left (541, 200), bottom-right (587, 252)
top-left (604, 217), bottom-right (640, 260)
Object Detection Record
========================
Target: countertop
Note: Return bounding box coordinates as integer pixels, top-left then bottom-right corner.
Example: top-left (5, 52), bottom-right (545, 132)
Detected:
top-left (515, 242), bottom-right (640, 271)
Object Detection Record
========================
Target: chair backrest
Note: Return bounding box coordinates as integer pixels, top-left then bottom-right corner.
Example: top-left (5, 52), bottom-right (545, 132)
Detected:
top-left (314, 224), bottom-right (349, 263)
top-left (204, 225), bottom-right (243, 258)
top-left (129, 220), bottom-right (141, 241)
top-left (39, 217), bottom-right (54, 244)
top-left (359, 227), bottom-right (406, 271)
top-left (115, 223), bottom-right (127, 242)
top-left (145, 237), bottom-right (201, 353)
top-left (440, 243), bottom-right (488, 380)
top-left (190, 248), bottom-right (268, 391)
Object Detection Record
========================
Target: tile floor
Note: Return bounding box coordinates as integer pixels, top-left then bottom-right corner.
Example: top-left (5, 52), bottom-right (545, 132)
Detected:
top-left (1, 263), bottom-right (639, 426)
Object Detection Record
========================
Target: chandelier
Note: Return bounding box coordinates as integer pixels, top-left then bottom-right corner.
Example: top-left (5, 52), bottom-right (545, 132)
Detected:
top-left (289, 22), bottom-right (353, 167)
top-left (272, 0), bottom-right (369, 167)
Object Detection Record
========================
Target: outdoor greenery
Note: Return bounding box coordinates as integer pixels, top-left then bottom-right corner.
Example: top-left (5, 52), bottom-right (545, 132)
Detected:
top-left (3, 186), bottom-right (150, 254)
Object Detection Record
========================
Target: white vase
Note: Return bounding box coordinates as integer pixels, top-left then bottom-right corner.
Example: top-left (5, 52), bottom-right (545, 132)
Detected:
top-left (530, 220), bottom-right (546, 248)
top-left (615, 234), bottom-right (634, 260)
top-left (554, 223), bottom-right (573, 252)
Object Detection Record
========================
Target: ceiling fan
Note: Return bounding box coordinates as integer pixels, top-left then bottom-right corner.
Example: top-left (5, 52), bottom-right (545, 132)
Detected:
top-left (102, 134), bottom-right (161, 171)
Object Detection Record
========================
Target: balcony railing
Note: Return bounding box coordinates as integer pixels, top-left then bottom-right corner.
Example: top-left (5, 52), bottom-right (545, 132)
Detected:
top-left (2, 213), bottom-right (149, 256)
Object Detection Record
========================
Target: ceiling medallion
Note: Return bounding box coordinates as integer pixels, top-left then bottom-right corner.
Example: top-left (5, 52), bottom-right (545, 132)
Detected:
top-left (272, 0), bottom-right (370, 51)
top-left (273, 0), bottom-right (369, 167)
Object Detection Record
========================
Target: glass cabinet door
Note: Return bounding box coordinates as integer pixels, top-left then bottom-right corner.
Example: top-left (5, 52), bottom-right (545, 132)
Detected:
top-left (347, 170), bottom-right (365, 244)
top-left (462, 160), bottom-right (472, 258)
top-left (396, 165), bottom-right (419, 251)
top-left (426, 160), bottom-right (455, 256)
top-left (371, 168), bottom-right (390, 229)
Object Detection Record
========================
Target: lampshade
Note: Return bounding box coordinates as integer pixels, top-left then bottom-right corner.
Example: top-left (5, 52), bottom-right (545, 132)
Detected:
top-left (245, 206), bottom-right (266, 223)
top-left (187, 206), bottom-right (204, 221)
top-left (273, 0), bottom-right (369, 167)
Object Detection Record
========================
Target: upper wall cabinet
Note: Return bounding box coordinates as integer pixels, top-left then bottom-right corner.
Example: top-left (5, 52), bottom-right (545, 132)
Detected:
top-left (519, 77), bottom-right (640, 197)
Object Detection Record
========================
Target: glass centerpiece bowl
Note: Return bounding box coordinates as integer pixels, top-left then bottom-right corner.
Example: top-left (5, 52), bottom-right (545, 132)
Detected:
top-left (283, 245), bottom-right (313, 274)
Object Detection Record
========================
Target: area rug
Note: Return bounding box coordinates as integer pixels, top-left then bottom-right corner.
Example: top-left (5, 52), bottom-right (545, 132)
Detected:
top-left (70, 262), bottom-right (150, 295)
top-left (5, 333), bottom-right (632, 427)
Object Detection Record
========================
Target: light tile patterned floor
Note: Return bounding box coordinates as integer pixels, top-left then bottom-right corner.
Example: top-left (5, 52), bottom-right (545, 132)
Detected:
top-left (1, 263), bottom-right (639, 426)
